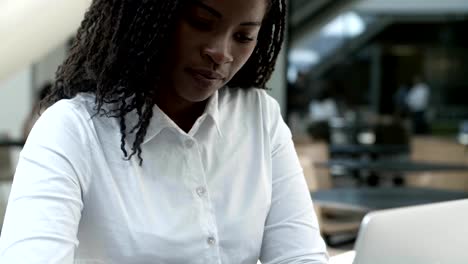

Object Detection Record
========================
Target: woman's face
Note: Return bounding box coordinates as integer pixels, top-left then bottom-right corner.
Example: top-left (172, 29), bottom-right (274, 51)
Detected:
top-left (162, 0), bottom-right (267, 103)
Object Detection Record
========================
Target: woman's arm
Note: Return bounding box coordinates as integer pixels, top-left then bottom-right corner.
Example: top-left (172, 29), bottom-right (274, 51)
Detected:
top-left (0, 101), bottom-right (91, 264)
top-left (260, 98), bottom-right (329, 264)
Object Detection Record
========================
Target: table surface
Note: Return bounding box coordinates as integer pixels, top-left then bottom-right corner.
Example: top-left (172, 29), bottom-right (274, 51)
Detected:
top-left (311, 187), bottom-right (468, 212)
top-left (330, 144), bottom-right (409, 155)
top-left (256, 251), bottom-right (355, 264)
top-left (315, 159), bottom-right (468, 173)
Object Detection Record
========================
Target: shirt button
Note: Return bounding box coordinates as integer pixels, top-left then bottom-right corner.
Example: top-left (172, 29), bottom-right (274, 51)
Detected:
top-left (196, 187), bottom-right (206, 197)
top-left (207, 236), bottom-right (216, 246)
top-left (185, 139), bottom-right (194, 148)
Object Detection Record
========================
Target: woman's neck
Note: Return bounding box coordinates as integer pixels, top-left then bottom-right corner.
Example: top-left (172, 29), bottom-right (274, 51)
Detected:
top-left (155, 90), bottom-right (207, 133)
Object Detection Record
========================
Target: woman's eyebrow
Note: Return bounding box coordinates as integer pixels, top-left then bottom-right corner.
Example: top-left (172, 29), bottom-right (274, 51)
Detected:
top-left (192, 0), bottom-right (263, 27)
top-left (240, 22), bottom-right (262, 27)
top-left (193, 0), bottom-right (222, 18)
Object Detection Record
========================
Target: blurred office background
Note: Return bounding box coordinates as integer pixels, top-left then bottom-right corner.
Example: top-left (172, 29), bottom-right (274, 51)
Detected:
top-left (1, 0), bottom-right (468, 255)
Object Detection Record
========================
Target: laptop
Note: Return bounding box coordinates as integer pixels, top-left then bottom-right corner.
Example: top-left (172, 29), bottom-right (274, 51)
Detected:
top-left (352, 199), bottom-right (468, 264)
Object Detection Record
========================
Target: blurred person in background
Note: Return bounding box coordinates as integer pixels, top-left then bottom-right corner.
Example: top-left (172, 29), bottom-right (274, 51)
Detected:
top-left (307, 81), bottom-right (346, 143)
top-left (393, 82), bottom-right (410, 119)
top-left (0, 0), bottom-right (328, 263)
top-left (406, 76), bottom-right (430, 134)
top-left (308, 89), bottom-right (339, 124)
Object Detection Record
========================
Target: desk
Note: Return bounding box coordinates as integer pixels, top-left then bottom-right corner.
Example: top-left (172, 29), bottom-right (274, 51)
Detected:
top-left (0, 140), bottom-right (25, 148)
top-left (330, 144), bottom-right (409, 156)
top-left (257, 251), bottom-right (356, 264)
top-left (316, 159), bottom-right (468, 186)
top-left (0, 140), bottom-right (24, 181)
top-left (316, 160), bottom-right (468, 173)
top-left (311, 187), bottom-right (468, 212)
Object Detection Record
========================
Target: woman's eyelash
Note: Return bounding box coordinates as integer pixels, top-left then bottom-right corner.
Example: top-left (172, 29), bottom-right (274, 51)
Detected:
top-left (187, 15), bottom-right (213, 30)
top-left (236, 33), bottom-right (255, 43)
top-left (186, 14), bottom-right (256, 43)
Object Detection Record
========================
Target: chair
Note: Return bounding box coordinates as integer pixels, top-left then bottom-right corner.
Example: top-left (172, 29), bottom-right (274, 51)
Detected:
top-left (0, 147), bottom-right (12, 181)
top-left (406, 136), bottom-right (468, 191)
top-left (294, 138), bottom-right (362, 246)
top-left (0, 147), bottom-right (13, 230)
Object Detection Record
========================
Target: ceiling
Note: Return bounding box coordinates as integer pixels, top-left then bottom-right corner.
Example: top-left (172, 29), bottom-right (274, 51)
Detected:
top-left (0, 0), bottom-right (91, 81)
top-left (289, 0), bottom-right (468, 80)
top-left (291, 0), bottom-right (468, 49)
top-left (290, 0), bottom-right (468, 17)
top-left (355, 0), bottom-right (468, 15)
top-left (2, 0), bottom-right (468, 82)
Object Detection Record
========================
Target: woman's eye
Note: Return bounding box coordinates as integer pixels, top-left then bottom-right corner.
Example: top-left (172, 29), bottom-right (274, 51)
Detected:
top-left (235, 33), bottom-right (255, 43)
top-left (187, 16), bottom-right (213, 31)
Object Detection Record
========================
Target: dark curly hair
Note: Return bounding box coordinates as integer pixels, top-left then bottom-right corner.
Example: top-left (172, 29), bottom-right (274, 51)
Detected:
top-left (43, 0), bottom-right (286, 165)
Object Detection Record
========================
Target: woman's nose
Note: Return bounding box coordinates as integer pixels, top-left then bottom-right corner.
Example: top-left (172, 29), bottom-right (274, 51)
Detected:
top-left (202, 36), bottom-right (234, 65)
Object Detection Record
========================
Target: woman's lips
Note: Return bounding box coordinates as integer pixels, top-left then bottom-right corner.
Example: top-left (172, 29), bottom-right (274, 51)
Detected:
top-left (186, 68), bottom-right (224, 88)
top-left (189, 68), bottom-right (225, 80)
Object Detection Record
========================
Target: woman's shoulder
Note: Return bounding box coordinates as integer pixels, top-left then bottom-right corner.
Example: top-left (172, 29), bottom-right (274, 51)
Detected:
top-left (35, 93), bottom-right (97, 133)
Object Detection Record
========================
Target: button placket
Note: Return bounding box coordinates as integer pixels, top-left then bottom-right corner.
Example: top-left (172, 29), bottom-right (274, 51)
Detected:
top-left (196, 186), bottom-right (207, 197)
top-left (207, 236), bottom-right (216, 246)
top-left (185, 137), bottom-right (218, 252)
top-left (185, 139), bottom-right (194, 148)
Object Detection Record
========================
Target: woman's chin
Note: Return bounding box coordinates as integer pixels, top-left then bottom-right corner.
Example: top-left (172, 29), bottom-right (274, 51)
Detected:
top-left (180, 82), bottom-right (223, 102)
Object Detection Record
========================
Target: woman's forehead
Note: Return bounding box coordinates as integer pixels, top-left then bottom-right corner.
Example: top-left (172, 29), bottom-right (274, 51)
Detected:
top-left (193, 0), bottom-right (268, 20)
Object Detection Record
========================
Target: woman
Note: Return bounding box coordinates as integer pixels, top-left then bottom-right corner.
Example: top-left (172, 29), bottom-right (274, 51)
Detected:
top-left (0, 0), bottom-right (328, 263)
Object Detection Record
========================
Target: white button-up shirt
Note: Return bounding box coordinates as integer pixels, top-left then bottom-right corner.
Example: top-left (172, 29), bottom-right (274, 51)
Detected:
top-left (0, 87), bottom-right (328, 264)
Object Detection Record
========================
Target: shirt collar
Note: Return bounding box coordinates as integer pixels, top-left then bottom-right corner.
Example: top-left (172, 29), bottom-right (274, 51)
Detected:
top-left (137, 90), bottom-right (222, 145)
top-left (204, 89), bottom-right (222, 137)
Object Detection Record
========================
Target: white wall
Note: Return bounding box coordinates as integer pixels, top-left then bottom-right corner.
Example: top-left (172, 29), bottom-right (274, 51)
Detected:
top-left (0, 0), bottom-right (90, 81)
top-left (0, 44), bottom-right (67, 226)
top-left (0, 68), bottom-right (32, 140)
top-left (34, 43), bottom-right (68, 91)
top-left (0, 41), bottom-right (67, 140)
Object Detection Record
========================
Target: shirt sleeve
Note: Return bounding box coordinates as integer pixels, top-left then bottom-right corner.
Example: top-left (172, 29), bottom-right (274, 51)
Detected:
top-left (0, 101), bottom-right (90, 264)
top-left (259, 97), bottom-right (329, 264)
